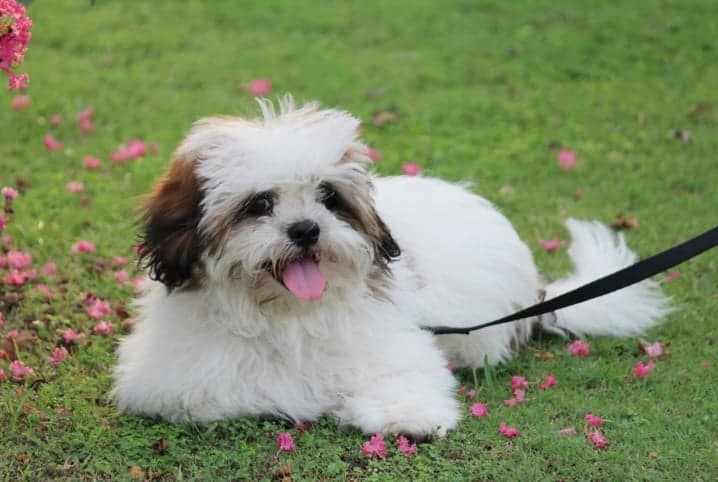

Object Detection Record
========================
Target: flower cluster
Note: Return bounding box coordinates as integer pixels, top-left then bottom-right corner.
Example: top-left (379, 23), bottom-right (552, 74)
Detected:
top-left (0, 0), bottom-right (32, 90)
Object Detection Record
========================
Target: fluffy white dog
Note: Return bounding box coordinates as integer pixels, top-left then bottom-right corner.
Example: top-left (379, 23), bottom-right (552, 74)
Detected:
top-left (112, 96), bottom-right (670, 437)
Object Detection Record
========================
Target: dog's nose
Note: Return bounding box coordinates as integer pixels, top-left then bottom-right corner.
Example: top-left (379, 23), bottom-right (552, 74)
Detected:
top-left (287, 220), bottom-right (320, 248)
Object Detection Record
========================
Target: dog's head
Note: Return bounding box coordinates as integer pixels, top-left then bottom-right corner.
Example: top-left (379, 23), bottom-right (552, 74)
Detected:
top-left (140, 96), bottom-right (400, 307)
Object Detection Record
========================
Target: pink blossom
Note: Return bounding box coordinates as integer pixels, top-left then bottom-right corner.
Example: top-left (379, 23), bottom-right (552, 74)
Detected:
top-left (568, 340), bottom-right (590, 357)
top-left (7, 330), bottom-right (19, 339)
top-left (0, 0), bottom-right (32, 91)
top-left (9, 360), bottom-right (33, 381)
top-left (633, 360), bottom-right (656, 378)
top-left (402, 162), bottom-right (421, 176)
top-left (665, 270), bottom-right (680, 283)
top-left (42, 262), bottom-right (57, 276)
top-left (114, 269), bottom-right (129, 284)
top-left (3, 269), bottom-right (25, 285)
top-left (35, 284), bottom-right (55, 299)
top-left (539, 374), bottom-right (557, 390)
top-left (83, 156), bottom-right (102, 169)
top-left (21, 269), bottom-right (36, 281)
top-left (132, 277), bottom-right (144, 291)
top-left (467, 388), bottom-right (476, 399)
top-left (0, 311), bottom-right (4, 326)
top-left (7, 250), bottom-right (31, 269)
top-left (11, 94), bottom-right (30, 111)
top-left (0, 214), bottom-right (6, 230)
top-left (366, 147), bottom-right (381, 162)
top-left (51, 346), bottom-right (69, 366)
top-left (276, 432), bottom-right (295, 452)
top-left (0, 256), bottom-right (6, 268)
top-left (112, 256), bottom-right (128, 266)
top-left (62, 329), bottom-right (86, 344)
top-left (77, 107), bottom-right (95, 133)
top-left (503, 397), bottom-right (519, 407)
top-left (2, 186), bottom-right (18, 200)
top-left (457, 385), bottom-right (465, 393)
top-left (0, 367), bottom-right (5, 382)
top-left (558, 150), bottom-right (577, 170)
top-left (539, 238), bottom-right (561, 252)
top-left (93, 320), bottom-right (113, 335)
top-left (587, 431), bottom-right (609, 449)
top-left (50, 114), bottom-right (61, 126)
top-left (585, 413), bottom-right (603, 428)
top-left (87, 298), bottom-right (111, 319)
top-left (513, 389), bottom-right (525, 403)
top-left (511, 376), bottom-right (529, 390)
top-left (66, 181), bottom-right (85, 193)
top-left (470, 403), bottom-right (489, 418)
top-left (7, 72), bottom-right (28, 90)
top-left (248, 78), bottom-right (272, 96)
top-left (499, 422), bottom-right (520, 438)
top-left (44, 134), bottom-right (63, 151)
top-left (396, 435), bottom-right (417, 456)
top-left (642, 341), bottom-right (664, 358)
top-left (700, 360), bottom-right (711, 370)
top-left (0, 348), bottom-right (6, 359)
top-left (71, 240), bottom-right (96, 254)
top-left (110, 139), bottom-right (148, 163)
top-left (362, 433), bottom-right (387, 458)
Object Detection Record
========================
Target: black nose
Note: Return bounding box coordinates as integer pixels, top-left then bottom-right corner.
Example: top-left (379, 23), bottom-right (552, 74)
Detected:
top-left (287, 220), bottom-right (320, 248)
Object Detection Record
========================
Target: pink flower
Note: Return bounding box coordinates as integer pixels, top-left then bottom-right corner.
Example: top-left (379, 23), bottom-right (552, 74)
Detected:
top-left (87, 298), bottom-right (111, 319)
top-left (499, 422), bottom-right (520, 438)
top-left (700, 360), bottom-right (711, 370)
top-left (396, 435), bottom-right (417, 456)
top-left (50, 114), bottom-right (61, 126)
top-left (1, 0), bottom-right (32, 91)
top-left (539, 238), bottom-right (561, 252)
top-left (467, 388), bottom-right (476, 399)
top-left (11, 94), bottom-right (30, 111)
top-left (112, 256), bottom-right (128, 266)
top-left (9, 360), bottom-right (33, 381)
top-left (539, 374), bottom-right (556, 390)
top-left (511, 376), bottom-right (529, 390)
top-left (66, 181), bottom-right (85, 193)
top-left (633, 360), bottom-right (656, 378)
top-left (2, 186), bottom-right (19, 200)
top-left (35, 284), bottom-right (55, 299)
top-left (93, 320), bottom-right (113, 335)
top-left (402, 162), bottom-right (421, 176)
top-left (114, 269), bottom-right (129, 284)
top-left (276, 432), bottom-right (295, 452)
top-left (0, 311), bottom-right (4, 326)
top-left (62, 329), bottom-right (86, 344)
top-left (362, 433), bottom-right (387, 458)
top-left (7, 330), bottom-right (19, 339)
top-left (44, 134), bottom-right (63, 151)
top-left (0, 367), bottom-right (5, 382)
top-left (110, 139), bottom-right (148, 163)
top-left (470, 403), bottom-right (489, 418)
top-left (51, 346), bottom-right (69, 366)
top-left (132, 277), bottom-right (144, 291)
top-left (503, 397), bottom-right (519, 407)
top-left (71, 240), bottom-right (96, 254)
top-left (42, 262), bottom-right (57, 276)
top-left (642, 341), bottom-right (664, 358)
top-left (0, 213), bottom-right (6, 230)
top-left (21, 269), bottom-right (36, 281)
top-left (585, 413), bottom-right (603, 428)
top-left (513, 389), bottom-right (525, 403)
top-left (558, 150), bottom-right (577, 170)
top-left (3, 269), bottom-right (25, 285)
top-left (366, 147), bottom-right (381, 162)
top-left (587, 431), bottom-right (609, 449)
top-left (83, 156), bottom-right (102, 169)
top-left (77, 107), bottom-right (96, 134)
top-left (7, 250), bottom-right (31, 269)
top-left (568, 340), bottom-right (590, 357)
top-left (248, 78), bottom-right (272, 96)
top-left (664, 270), bottom-right (680, 283)
top-left (7, 72), bottom-right (29, 90)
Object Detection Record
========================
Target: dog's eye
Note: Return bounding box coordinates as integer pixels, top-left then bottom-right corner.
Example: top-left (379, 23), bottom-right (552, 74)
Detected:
top-left (318, 183), bottom-right (339, 211)
top-left (245, 193), bottom-right (274, 217)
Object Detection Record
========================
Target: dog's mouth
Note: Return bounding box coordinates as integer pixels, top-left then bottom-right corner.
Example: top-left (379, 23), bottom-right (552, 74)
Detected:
top-left (264, 251), bottom-right (327, 301)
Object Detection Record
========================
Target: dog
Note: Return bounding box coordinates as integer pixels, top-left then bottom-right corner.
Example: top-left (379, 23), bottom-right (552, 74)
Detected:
top-left (112, 96), bottom-right (670, 437)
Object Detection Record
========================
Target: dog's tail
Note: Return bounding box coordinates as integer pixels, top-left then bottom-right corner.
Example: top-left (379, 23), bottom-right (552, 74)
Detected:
top-left (540, 219), bottom-right (672, 338)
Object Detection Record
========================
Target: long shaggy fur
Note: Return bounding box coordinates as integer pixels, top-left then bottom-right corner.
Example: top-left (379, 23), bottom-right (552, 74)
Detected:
top-left (113, 97), bottom-right (671, 437)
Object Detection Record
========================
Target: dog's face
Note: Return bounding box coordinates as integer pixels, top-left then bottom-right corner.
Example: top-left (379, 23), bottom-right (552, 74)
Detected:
top-left (140, 97), bottom-right (400, 307)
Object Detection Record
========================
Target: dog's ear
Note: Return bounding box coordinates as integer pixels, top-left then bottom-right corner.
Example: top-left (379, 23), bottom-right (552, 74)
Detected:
top-left (139, 154), bottom-right (204, 290)
top-left (368, 211), bottom-right (401, 264)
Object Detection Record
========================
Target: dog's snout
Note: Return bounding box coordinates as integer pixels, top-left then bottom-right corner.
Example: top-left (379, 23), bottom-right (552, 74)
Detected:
top-left (287, 220), bottom-right (320, 247)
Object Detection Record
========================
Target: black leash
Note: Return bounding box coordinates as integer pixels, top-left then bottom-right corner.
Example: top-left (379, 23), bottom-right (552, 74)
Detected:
top-left (426, 225), bottom-right (718, 335)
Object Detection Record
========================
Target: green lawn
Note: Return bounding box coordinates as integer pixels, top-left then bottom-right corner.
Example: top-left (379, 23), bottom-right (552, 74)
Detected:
top-left (1, 1), bottom-right (717, 480)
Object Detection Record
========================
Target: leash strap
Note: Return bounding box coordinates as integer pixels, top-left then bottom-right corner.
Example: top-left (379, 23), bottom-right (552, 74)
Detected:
top-left (426, 225), bottom-right (718, 335)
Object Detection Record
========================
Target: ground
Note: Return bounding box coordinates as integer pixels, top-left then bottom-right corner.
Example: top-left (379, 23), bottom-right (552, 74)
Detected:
top-left (1, 0), bottom-right (717, 480)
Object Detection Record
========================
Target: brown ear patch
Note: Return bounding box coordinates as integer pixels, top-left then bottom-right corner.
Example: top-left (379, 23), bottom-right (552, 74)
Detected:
top-left (139, 155), bottom-right (205, 290)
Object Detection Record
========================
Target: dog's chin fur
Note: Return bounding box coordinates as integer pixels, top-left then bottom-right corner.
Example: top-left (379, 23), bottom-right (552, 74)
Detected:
top-left (112, 96), bottom-right (672, 437)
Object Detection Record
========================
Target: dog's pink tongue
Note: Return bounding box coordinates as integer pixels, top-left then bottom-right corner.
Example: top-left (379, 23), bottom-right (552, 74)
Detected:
top-left (281, 259), bottom-right (326, 301)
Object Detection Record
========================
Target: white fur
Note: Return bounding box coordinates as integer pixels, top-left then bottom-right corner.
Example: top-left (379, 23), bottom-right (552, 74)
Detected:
top-left (112, 97), bottom-right (671, 437)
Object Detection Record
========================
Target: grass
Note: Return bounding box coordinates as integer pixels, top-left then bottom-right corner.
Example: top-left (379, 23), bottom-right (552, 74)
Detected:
top-left (1, 0), bottom-right (717, 480)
